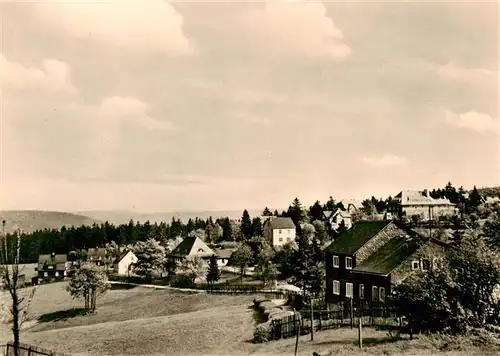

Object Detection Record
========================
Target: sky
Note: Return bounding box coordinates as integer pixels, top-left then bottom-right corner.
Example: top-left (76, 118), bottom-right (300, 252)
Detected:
top-left (0, 0), bottom-right (498, 213)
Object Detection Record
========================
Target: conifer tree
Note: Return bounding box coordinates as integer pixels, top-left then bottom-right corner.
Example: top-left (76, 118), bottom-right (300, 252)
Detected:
top-left (206, 254), bottom-right (220, 285)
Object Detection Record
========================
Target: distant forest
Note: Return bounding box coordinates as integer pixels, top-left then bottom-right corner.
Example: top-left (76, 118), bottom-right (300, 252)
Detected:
top-left (1, 183), bottom-right (498, 264)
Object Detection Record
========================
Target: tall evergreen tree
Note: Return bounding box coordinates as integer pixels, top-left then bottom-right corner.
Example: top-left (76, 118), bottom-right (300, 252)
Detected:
top-left (323, 196), bottom-right (337, 211)
top-left (262, 207), bottom-right (273, 217)
top-left (221, 218), bottom-right (233, 241)
top-left (206, 254), bottom-right (220, 285)
top-left (469, 186), bottom-right (482, 209)
top-left (308, 200), bottom-right (324, 222)
top-left (240, 210), bottom-right (253, 239)
top-left (251, 217), bottom-right (263, 237)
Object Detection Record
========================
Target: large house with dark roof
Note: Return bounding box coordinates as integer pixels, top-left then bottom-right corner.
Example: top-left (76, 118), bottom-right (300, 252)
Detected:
top-left (263, 217), bottom-right (296, 247)
top-left (325, 220), bottom-right (451, 304)
top-left (37, 253), bottom-right (70, 281)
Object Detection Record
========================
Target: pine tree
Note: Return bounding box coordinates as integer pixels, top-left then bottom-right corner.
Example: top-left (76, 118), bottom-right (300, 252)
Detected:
top-left (262, 207), bottom-right (273, 216)
top-left (221, 218), bottom-right (233, 241)
top-left (251, 217), bottom-right (263, 237)
top-left (469, 186), bottom-right (482, 209)
top-left (240, 210), bottom-right (252, 239)
top-left (206, 255), bottom-right (220, 285)
top-left (308, 200), bottom-right (324, 222)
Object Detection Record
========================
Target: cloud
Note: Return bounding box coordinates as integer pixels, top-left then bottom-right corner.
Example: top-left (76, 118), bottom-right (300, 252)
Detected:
top-left (99, 96), bottom-right (175, 131)
top-left (435, 61), bottom-right (496, 83)
top-left (245, 0), bottom-right (351, 59)
top-left (361, 154), bottom-right (409, 167)
top-left (31, 0), bottom-right (193, 55)
top-left (407, 59), bottom-right (496, 85)
top-left (0, 53), bottom-right (76, 94)
top-left (444, 110), bottom-right (499, 134)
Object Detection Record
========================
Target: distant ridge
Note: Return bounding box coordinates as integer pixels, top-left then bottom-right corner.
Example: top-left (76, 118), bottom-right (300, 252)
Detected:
top-left (75, 209), bottom-right (268, 225)
top-left (0, 210), bottom-right (101, 234)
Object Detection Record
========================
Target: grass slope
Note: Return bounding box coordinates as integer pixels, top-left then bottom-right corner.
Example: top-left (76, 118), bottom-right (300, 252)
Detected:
top-left (3, 282), bottom-right (499, 356)
top-left (0, 210), bottom-right (101, 233)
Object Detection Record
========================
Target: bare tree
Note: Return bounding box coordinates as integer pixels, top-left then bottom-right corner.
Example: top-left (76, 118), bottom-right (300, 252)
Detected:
top-left (0, 220), bottom-right (37, 356)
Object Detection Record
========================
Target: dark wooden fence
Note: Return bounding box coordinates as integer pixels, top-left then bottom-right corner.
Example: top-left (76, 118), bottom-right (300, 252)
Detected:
top-left (270, 302), bottom-right (404, 340)
top-left (1, 342), bottom-right (66, 356)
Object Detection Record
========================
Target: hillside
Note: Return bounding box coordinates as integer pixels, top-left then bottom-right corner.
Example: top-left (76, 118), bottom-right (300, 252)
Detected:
top-left (75, 209), bottom-right (265, 225)
top-left (0, 210), bottom-right (101, 234)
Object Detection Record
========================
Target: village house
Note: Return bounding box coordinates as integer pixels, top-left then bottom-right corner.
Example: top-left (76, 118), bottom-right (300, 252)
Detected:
top-left (112, 250), bottom-right (138, 276)
top-left (37, 253), bottom-right (70, 281)
top-left (338, 199), bottom-right (364, 214)
top-left (262, 217), bottom-right (296, 247)
top-left (390, 190), bottom-right (457, 221)
top-left (323, 208), bottom-right (353, 232)
top-left (87, 247), bottom-right (108, 266)
top-left (169, 235), bottom-right (227, 267)
top-left (324, 220), bottom-right (451, 305)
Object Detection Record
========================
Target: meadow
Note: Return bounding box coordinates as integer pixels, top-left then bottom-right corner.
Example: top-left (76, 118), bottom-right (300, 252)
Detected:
top-left (1, 282), bottom-right (499, 356)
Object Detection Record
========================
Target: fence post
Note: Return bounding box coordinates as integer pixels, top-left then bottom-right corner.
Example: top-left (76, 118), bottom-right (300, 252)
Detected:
top-left (358, 316), bottom-right (363, 349)
top-left (310, 298), bottom-right (314, 341)
top-left (350, 297), bottom-right (354, 329)
top-left (294, 309), bottom-right (300, 356)
top-left (28, 346), bottom-right (32, 356)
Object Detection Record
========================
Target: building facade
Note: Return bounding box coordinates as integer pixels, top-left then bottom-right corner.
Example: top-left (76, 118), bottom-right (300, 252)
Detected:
top-left (262, 217), bottom-right (296, 247)
top-left (37, 253), bottom-right (70, 281)
top-left (325, 220), bottom-right (450, 304)
top-left (391, 190), bottom-right (457, 221)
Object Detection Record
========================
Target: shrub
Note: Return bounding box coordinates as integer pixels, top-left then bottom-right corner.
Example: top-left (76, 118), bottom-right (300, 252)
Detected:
top-left (170, 275), bottom-right (197, 289)
top-left (253, 322), bottom-right (272, 343)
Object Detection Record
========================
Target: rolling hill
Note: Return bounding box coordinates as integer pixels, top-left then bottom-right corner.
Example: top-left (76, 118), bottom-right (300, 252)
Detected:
top-left (0, 210), bottom-right (101, 234)
top-left (75, 209), bottom-right (266, 225)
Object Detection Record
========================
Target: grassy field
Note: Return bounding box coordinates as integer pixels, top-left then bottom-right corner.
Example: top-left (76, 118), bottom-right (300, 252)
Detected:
top-left (2, 282), bottom-right (500, 356)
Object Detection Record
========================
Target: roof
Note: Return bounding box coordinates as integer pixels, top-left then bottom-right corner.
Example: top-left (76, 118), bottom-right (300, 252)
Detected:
top-left (38, 254), bottom-right (67, 264)
top-left (351, 236), bottom-right (425, 275)
top-left (332, 208), bottom-right (351, 219)
top-left (339, 199), bottom-right (363, 209)
top-left (114, 250), bottom-right (133, 263)
top-left (170, 235), bottom-right (214, 257)
top-left (395, 190), bottom-right (455, 206)
top-left (325, 220), bottom-right (392, 254)
top-left (265, 217), bottom-right (296, 230)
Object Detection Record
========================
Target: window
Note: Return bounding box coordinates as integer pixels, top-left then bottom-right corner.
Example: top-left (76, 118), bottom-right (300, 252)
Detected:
top-left (286, 237), bottom-right (291, 241)
top-left (359, 284), bottom-right (365, 299)
top-left (379, 287), bottom-right (386, 302)
top-left (372, 286), bottom-right (378, 301)
top-left (421, 259), bottom-right (430, 271)
top-left (44, 272), bottom-right (48, 277)
top-left (279, 229), bottom-right (282, 234)
top-left (345, 257), bottom-right (353, 269)
top-left (279, 237), bottom-right (283, 242)
top-left (333, 280), bottom-right (340, 295)
top-left (345, 282), bottom-right (353, 298)
top-left (411, 261), bottom-right (420, 270)
top-left (333, 255), bottom-right (340, 268)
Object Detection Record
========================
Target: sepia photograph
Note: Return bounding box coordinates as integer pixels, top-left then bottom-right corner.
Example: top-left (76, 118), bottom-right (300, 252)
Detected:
top-left (0, 0), bottom-right (499, 355)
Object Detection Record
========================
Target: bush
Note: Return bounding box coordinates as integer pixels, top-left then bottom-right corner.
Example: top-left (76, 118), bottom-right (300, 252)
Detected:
top-left (170, 275), bottom-right (196, 289)
top-left (252, 322), bottom-right (272, 343)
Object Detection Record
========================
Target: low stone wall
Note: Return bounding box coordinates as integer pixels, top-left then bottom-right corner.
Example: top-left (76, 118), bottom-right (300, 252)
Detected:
top-left (252, 297), bottom-right (296, 343)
